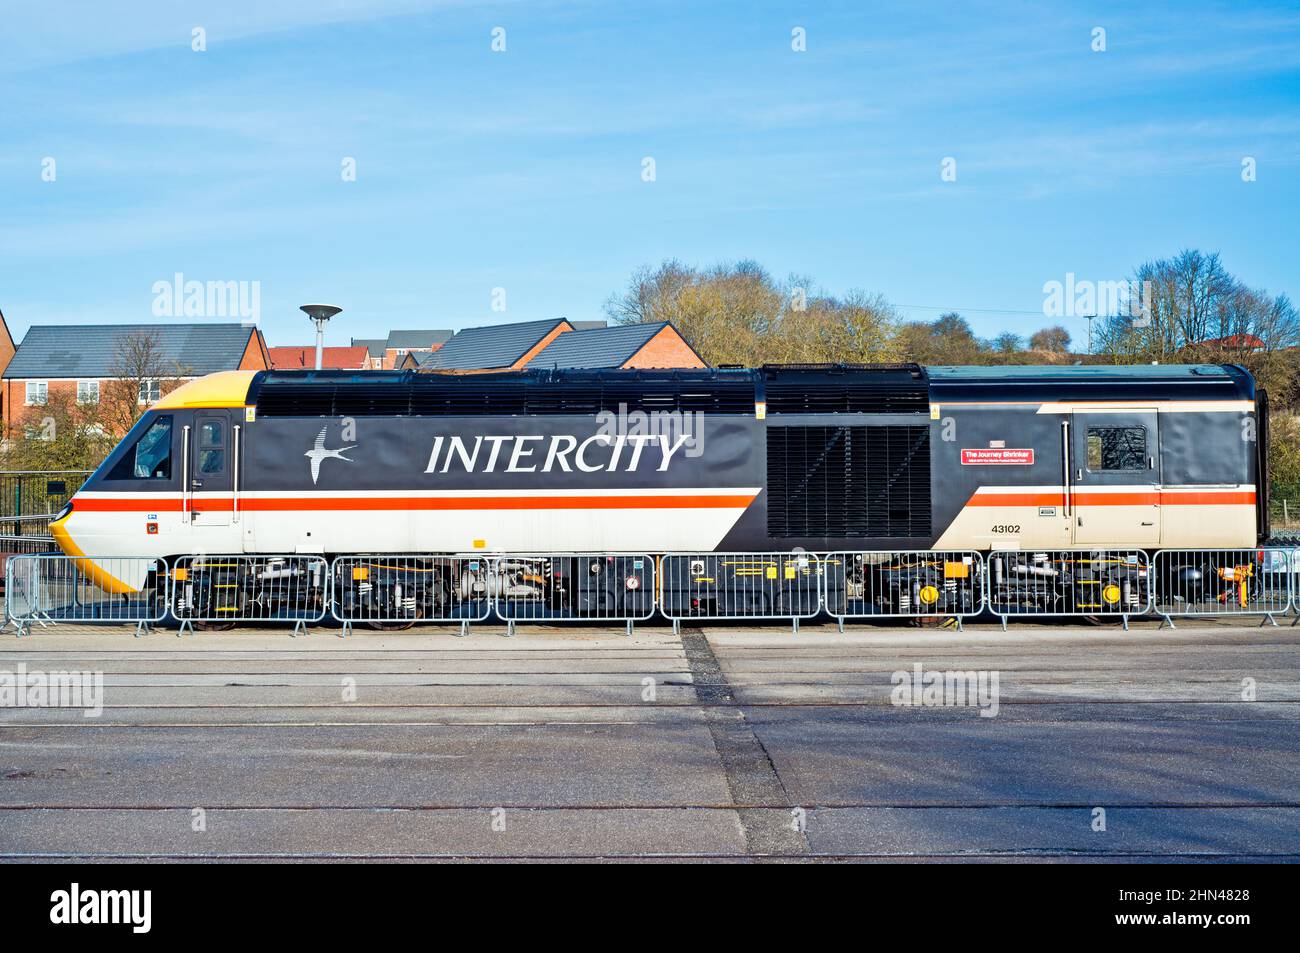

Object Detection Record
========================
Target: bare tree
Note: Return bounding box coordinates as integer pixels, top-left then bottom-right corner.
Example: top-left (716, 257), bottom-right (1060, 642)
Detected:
top-left (101, 331), bottom-right (192, 435)
top-left (1029, 325), bottom-right (1071, 352)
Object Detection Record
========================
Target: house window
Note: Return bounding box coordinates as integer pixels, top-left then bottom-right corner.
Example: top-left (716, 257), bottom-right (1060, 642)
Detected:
top-left (25, 381), bottom-right (47, 406)
top-left (138, 380), bottom-right (162, 405)
top-left (1086, 427), bottom-right (1147, 471)
top-left (77, 380), bottom-right (100, 404)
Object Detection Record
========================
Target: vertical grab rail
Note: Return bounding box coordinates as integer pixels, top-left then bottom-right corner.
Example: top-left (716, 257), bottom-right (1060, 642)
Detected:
top-left (181, 424), bottom-right (191, 524)
top-left (232, 424), bottom-right (241, 522)
top-left (1061, 419), bottom-right (1072, 519)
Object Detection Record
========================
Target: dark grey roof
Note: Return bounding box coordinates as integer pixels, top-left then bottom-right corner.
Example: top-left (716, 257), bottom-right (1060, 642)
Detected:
top-left (523, 322), bottom-right (671, 369)
top-left (423, 318), bottom-right (568, 370)
top-left (3, 323), bottom-right (259, 379)
top-left (351, 338), bottom-right (387, 357)
top-left (386, 329), bottom-right (453, 350)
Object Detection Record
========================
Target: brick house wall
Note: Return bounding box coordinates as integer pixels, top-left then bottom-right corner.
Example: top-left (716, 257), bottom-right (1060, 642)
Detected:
top-left (3, 327), bottom-right (270, 438)
top-left (621, 325), bottom-right (707, 369)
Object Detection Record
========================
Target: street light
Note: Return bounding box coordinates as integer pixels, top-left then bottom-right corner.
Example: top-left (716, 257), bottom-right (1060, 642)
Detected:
top-left (299, 304), bottom-right (342, 370)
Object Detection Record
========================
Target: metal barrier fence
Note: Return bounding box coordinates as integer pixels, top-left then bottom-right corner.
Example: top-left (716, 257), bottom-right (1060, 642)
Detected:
top-left (987, 549), bottom-right (1151, 630)
top-left (171, 555), bottom-right (329, 636)
top-left (0, 534), bottom-right (59, 558)
top-left (659, 552), bottom-right (822, 633)
top-left (330, 555), bottom-right (494, 636)
top-left (493, 553), bottom-right (656, 636)
top-left (1152, 548), bottom-right (1295, 628)
top-left (824, 550), bottom-right (985, 631)
top-left (7, 546), bottom-right (1300, 636)
top-left (0, 516), bottom-right (56, 539)
top-left (0, 470), bottom-right (89, 520)
top-left (4, 554), bottom-right (168, 637)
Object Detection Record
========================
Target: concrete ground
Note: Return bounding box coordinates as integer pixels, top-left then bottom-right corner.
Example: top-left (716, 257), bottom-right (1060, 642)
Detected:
top-left (1, 614), bottom-right (1298, 862)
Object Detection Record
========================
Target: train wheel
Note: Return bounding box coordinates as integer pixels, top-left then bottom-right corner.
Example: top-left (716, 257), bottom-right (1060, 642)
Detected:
top-left (909, 615), bottom-right (950, 628)
top-left (193, 620), bottom-right (237, 632)
top-left (366, 620), bottom-right (415, 631)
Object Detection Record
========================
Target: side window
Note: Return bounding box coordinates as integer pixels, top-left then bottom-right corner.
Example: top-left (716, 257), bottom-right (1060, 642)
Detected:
top-left (1086, 426), bottom-right (1146, 471)
top-left (108, 417), bottom-right (173, 480)
top-left (198, 420), bottom-right (225, 474)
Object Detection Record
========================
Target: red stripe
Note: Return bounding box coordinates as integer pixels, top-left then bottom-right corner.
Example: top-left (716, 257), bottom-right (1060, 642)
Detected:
top-left (73, 493), bottom-right (759, 513)
top-left (967, 490), bottom-right (1255, 507)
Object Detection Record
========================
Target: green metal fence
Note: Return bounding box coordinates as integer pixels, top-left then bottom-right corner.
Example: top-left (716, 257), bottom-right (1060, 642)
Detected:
top-left (0, 470), bottom-right (90, 519)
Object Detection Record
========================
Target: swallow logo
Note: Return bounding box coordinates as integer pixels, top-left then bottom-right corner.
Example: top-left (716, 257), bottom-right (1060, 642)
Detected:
top-left (305, 427), bottom-right (355, 484)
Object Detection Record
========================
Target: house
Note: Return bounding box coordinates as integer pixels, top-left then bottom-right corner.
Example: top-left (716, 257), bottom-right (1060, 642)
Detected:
top-left (420, 318), bottom-right (706, 372)
top-left (524, 321), bottom-right (705, 370)
top-left (1194, 333), bottom-right (1266, 352)
top-left (2, 322), bottom-right (269, 435)
top-left (348, 331), bottom-right (452, 369)
top-left (0, 309), bottom-right (15, 380)
top-left (421, 318), bottom-right (575, 371)
top-left (351, 339), bottom-right (388, 369)
top-left (269, 345), bottom-right (370, 370)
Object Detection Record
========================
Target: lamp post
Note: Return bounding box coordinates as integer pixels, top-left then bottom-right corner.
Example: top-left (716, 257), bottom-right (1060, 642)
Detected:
top-left (300, 304), bottom-right (342, 370)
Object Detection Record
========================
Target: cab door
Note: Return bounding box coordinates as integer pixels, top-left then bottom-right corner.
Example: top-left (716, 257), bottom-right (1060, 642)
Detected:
top-left (190, 413), bottom-right (233, 526)
top-left (1069, 411), bottom-right (1160, 546)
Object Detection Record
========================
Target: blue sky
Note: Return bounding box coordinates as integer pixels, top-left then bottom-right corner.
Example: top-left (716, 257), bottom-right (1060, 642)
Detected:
top-left (2, 0), bottom-right (1298, 350)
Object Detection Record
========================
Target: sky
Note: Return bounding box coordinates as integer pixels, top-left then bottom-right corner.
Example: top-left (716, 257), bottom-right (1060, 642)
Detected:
top-left (2, 0), bottom-right (1298, 351)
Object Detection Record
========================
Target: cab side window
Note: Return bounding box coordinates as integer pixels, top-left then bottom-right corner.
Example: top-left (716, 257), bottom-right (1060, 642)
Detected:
top-left (107, 417), bottom-right (173, 480)
top-left (198, 420), bottom-right (225, 474)
top-left (1086, 426), bottom-right (1146, 471)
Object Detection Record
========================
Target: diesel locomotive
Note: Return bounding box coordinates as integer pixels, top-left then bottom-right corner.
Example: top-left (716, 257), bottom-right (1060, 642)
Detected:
top-left (51, 363), bottom-right (1268, 621)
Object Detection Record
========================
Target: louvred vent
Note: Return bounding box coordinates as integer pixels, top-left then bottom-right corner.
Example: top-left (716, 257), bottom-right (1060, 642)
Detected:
top-left (766, 425), bottom-right (931, 538)
top-left (253, 371), bottom-right (757, 417)
top-left (762, 364), bottom-right (928, 414)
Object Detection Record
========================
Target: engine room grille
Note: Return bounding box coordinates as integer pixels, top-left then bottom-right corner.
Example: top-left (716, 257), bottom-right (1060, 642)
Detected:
top-left (766, 425), bottom-right (931, 539)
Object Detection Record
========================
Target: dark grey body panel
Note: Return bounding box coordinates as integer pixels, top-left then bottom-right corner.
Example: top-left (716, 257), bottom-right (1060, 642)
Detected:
top-left (76, 364), bottom-right (1265, 553)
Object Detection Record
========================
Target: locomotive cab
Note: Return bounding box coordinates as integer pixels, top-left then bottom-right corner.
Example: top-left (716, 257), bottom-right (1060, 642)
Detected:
top-left (51, 373), bottom-right (256, 590)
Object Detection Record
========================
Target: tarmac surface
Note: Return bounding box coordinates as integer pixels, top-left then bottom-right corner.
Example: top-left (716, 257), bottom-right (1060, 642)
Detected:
top-left (1, 614), bottom-right (1298, 862)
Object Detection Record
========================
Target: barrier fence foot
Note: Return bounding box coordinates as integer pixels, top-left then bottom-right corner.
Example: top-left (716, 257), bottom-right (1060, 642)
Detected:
top-left (955, 616), bottom-right (964, 632)
top-left (625, 619), bottom-right (633, 638)
top-left (338, 620), bottom-right (352, 639)
top-left (134, 620), bottom-right (151, 639)
top-left (1291, 613), bottom-right (1300, 627)
top-left (1262, 613), bottom-right (1279, 628)
top-left (503, 620), bottom-right (515, 638)
top-left (1121, 614), bottom-right (1130, 632)
top-left (177, 619), bottom-right (194, 638)
top-left (1159, 614), bottom-right (1176, 630)
top-left (792, 617), bottom-right (799, 635)
top-left (457, 620), bottom-right (469, 638)
top-left (837, 617), bottom-right (845, 634)
top-left (291, 620), bottom-right (308, 638)
top-left (999, 615), bottom-right (1008, 632)
top-left (14, 621), bottom-right (30, 639)
top-left (672, 619), bottom-right (681, 637)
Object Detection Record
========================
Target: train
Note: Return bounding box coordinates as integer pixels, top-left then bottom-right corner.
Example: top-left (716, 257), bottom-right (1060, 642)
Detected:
top-left (50, 363), bottom-right (1269, 623)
